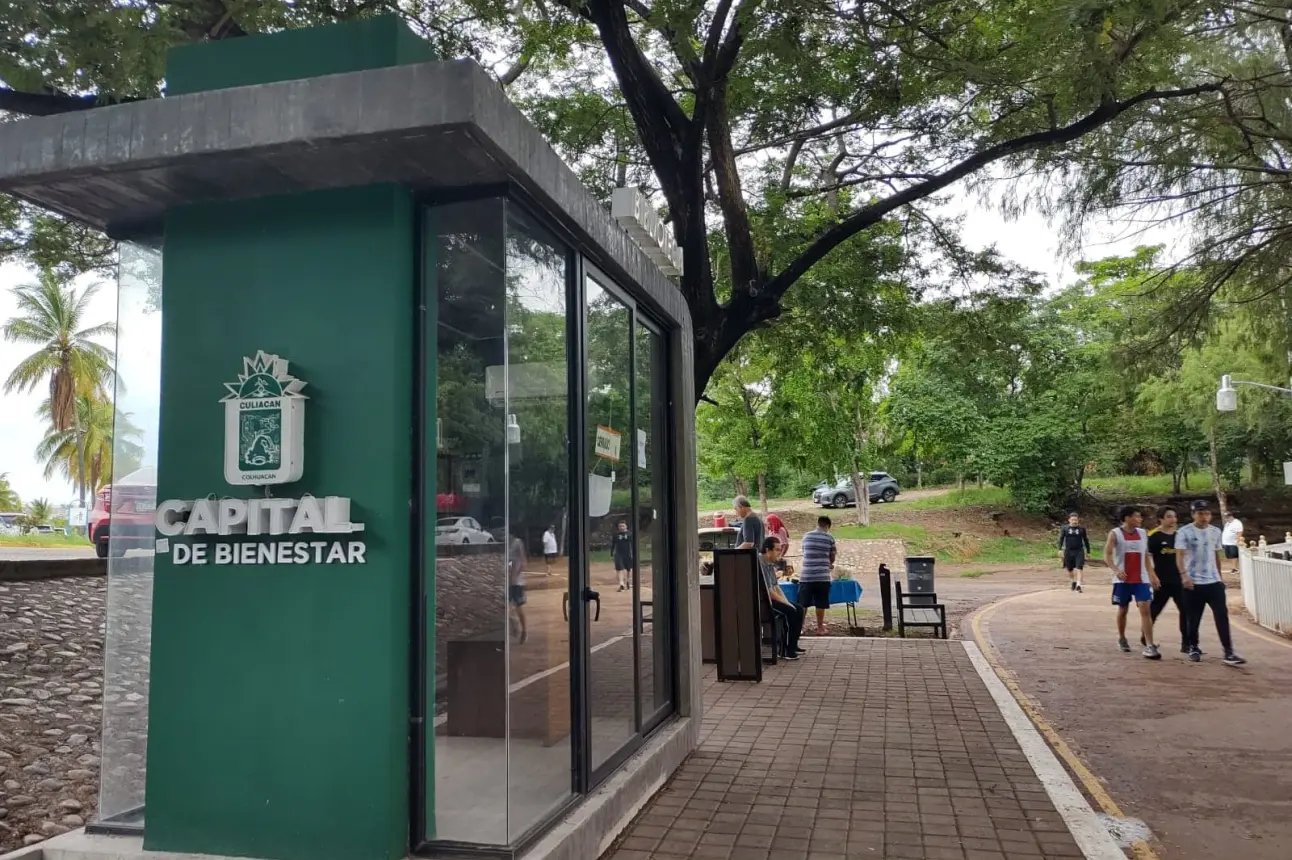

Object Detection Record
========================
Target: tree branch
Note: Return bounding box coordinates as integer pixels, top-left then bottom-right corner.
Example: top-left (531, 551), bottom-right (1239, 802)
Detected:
top-left (761, 83), bottom-right (1225, 305)
top-left (706, 80), bottom-right (759, 295)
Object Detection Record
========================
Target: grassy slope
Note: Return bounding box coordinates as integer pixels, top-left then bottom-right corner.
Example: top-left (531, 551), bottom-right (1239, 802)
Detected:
top-left (833, 521), bottom-right (1055, 566)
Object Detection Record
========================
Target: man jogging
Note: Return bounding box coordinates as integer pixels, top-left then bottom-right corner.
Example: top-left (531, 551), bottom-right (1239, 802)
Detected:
top-left (1177, 500), bottom-right (1247, 665)
top-left (797, 516), bottom-right (838, 636)
top-left (1103, 506), bottom-right (1162, 659)
top-left (1058, 512), bottom-right (1090, 592)
top-left (1146, 506), bottom-right (1189, 654)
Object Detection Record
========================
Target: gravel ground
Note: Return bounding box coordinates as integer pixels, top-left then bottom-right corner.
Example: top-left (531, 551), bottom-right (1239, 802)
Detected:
top-left (0, 576), bottom-right (106, 851)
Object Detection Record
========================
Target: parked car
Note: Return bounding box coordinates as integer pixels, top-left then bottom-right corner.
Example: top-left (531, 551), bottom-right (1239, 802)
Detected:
top-left (813, 473), bottom-right (901, 508)
top-left (434, 516), bottom-right (496, 546)
top-left (0, 513), bottom-right (20, 536)
top-left (89, 467), bottom-right (158, 558)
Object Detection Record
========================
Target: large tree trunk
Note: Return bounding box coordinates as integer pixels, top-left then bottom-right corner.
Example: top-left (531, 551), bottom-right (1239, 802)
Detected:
top-left (851, 469), bottom-right (870, 526)
top-left (757, 472), bottom-right (768, 516)
top-left (1209, 427), bottom-right (1229, 517)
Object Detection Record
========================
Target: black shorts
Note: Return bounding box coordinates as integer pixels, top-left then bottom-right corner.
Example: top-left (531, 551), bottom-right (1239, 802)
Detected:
top-left (797, 580), bottom-right (832, 610)
top-left (1062, 550), bottom-right (1085, 571)
top-left (508, 585), bottom-right (526, 606)
top-left (544, 553), bottom-right (557, 563)
top-left (1224, 545), bottom-right (1239, 559)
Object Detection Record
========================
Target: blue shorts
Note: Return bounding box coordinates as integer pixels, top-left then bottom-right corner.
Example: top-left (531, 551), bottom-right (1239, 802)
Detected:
top-left (1111, 582), bottom-right (1152, 606)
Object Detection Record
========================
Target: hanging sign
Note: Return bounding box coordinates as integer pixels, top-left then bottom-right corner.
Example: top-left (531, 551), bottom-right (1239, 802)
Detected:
top-left (595, 425), bottom-right (622, 462)
top-left (222, 351), bottom-right (307, 486)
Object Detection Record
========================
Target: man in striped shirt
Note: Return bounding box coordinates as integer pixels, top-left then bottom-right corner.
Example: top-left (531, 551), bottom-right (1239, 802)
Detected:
top-left (798, 516), bottom-right (838, 636)
top-left (1177, 499), bottom-right (1246, 666)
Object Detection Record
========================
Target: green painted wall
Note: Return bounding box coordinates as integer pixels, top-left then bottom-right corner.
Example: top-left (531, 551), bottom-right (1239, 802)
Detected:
top-left (165, 15), bottom-right (434, 96)
top-left (143, 187), bottom-right (415, 860)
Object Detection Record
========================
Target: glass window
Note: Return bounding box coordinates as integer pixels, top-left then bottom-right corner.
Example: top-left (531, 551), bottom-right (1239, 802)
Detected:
top-left (99, 240), bottom-right (163, 827)
top-left (426, 199), bottom-right (573, 846)
top-left (584, 276), bottom-right (638, 774)
top-left (635, 320), bottom-right (672, 725)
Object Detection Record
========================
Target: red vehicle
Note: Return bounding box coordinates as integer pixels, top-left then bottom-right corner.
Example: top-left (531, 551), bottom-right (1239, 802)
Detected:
top-left (89, 467), bottom-right (157, 559)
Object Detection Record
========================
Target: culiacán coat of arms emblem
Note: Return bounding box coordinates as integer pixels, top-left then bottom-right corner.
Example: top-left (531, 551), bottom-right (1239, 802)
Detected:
top-left (221, 351), bottom-right (307, 485)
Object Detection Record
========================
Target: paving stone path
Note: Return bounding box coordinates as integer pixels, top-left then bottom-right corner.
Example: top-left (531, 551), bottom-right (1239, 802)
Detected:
top-left (0, 577), bottom-right (107, 850)
top-left (604, 638), bottom-right (1084, 860)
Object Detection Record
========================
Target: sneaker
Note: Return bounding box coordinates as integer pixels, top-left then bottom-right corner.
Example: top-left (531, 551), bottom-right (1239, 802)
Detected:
top-left (618, 584), bottom-right (626, 592)
top-left (783, 651), bottom-right (801, 661)
top-left (1223, 652), bottom-right (1247, 666)
top-left (1071, 581), bottom-right (1077, 591)
top-left (1119, 638), bottom-right (1131, 652)
top-left (1076, 583), bottom-right (1083, 593)
top-left (1142, 644), bottom-right (1161, 660)
top-left (1188, 648), bottom-right (1202, 662)
top-left (1180, 644), bottom-right (1191, 654)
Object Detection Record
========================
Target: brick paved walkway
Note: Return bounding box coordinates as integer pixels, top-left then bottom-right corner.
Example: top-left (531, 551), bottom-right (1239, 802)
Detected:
top-left (603, 638), bottom-right (1086, 860)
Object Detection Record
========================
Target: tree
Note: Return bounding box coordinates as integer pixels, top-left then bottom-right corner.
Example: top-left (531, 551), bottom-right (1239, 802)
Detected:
top-left (21, 498), bottom-right (52, 531)
top-left (3, 270), bottom-right (116, 430)
top-left (36, 393), bottom-right (142, 499)
top-left (0, 1), bottom-right (1235, 398)
top-left (0, 473), bottom-right (19, 511)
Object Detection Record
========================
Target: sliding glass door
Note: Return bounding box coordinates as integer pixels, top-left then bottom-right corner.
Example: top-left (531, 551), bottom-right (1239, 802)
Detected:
top-left (581, 269), bottom-right (674, 785)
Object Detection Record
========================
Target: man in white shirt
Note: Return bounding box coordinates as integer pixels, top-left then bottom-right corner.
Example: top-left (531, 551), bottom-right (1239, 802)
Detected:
top-left (1221, 512), bottom-right (1243, 575)
top-left (542, 525), bottom-right (559, 576)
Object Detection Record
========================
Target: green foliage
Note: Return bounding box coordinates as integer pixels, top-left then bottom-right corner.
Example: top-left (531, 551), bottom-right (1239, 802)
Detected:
top-left (832, 523), bottom-right (1054, 565)
top-left (2, 269), bottom-right (116, 433)
top-left (902, 488), bottom-right (1013, 510)
top-left (0, 473), bottom-right (20, 511)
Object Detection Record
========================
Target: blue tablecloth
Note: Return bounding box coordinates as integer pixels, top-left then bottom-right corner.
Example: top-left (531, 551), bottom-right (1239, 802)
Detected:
top-left (778, 579), bottom-right (863, 605)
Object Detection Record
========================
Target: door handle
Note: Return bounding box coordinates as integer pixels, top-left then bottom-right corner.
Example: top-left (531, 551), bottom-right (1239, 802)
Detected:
top-left (583, 587), bottom-right (601, 622)
top-left (562, 591), bottom-right (569, 621)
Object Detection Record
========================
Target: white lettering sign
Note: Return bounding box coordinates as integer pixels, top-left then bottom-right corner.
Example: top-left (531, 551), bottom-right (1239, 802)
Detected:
top-left (611, 187), bottom-right (684, 278)
top-left (156, 496), bottom-right (366, 565)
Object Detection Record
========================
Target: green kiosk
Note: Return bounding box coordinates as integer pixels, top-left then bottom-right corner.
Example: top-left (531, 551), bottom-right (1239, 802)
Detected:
top-left (0, 17), bottom-right (700, 860)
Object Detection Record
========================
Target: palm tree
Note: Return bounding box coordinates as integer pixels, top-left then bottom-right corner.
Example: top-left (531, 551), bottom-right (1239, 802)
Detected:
top-left (4, 269), bottom-right (117, 514)
top-left (37, 394), bottom-right (142, 498)
top-left (3, 269), bottom-right (116, 428)
top-left (24, 498), bottom-right (51, 526)
top-left (0, 473), bottom-right (20, 511)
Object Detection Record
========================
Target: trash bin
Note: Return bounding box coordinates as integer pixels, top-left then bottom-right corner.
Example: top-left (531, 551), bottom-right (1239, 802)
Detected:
top-left (905, 556), bottom-right (936, 605)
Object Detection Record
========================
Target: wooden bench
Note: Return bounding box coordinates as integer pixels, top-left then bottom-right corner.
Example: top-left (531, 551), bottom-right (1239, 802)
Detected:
top-left (895, 582), bottom-right (947, 639)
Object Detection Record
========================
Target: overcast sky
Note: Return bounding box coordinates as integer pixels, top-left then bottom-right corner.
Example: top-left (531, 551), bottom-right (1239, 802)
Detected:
top-left (0, 188), bottom-right (1173, 506)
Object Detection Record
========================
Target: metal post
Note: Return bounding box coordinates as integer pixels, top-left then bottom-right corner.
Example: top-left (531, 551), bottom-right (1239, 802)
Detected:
top-left (878, 563), bottom-right (893, 631)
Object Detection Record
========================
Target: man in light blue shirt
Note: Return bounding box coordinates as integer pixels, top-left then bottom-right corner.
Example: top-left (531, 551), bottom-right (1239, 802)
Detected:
top-left (1176, 500), bottom-right (1246, 666)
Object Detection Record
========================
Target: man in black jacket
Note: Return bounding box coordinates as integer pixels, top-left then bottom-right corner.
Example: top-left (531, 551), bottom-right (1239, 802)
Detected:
top-left (1059, 512), bottom-right (1091, 593)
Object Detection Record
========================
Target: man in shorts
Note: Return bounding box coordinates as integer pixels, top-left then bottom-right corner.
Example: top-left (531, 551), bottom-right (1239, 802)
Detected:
top-left (759, 537), bottom-right (803, 659)
top-left (1221, 511), bottom-right (1244, 575)
top-left (1178, 500), bottom-right (1246, 665)
top-left (797, 515), bottom-right (838, 636)
top-left (613, 519), bottom-right (634, 592)
top-left (1102, 506), bottom-right (1162, 659)
top-left (508, 531), bottom-right (528, 644)
top-left (1058, 512), bottom-right (1090, 593)
top-left (542, 524), bottom-right (559, 576)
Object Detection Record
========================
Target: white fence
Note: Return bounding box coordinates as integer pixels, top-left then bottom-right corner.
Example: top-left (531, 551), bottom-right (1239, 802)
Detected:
top-left (1239, 545), bottom-right (1292, 634)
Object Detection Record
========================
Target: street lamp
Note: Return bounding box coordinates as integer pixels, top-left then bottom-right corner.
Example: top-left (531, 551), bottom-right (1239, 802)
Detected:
top-left (1215, 374), bottom-right (1292, 412)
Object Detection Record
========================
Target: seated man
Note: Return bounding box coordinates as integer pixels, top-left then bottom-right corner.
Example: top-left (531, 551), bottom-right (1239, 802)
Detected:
top-left (760, 537), bottom-right (804, 660)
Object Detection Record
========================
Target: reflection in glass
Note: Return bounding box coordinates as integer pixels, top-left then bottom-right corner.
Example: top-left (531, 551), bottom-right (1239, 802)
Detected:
top-left (503, 205), bottom-right (573, 841)
top-left (431, 199), bottom-right (509, 845)
top-left (99, 241), bottom-right (163, 826)
top-left (585, 278), bottom-right (638, 772)
top-left (429, 200), bottom-right (573, 845)
top-left (635, 322), bottom-right (672, 724)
